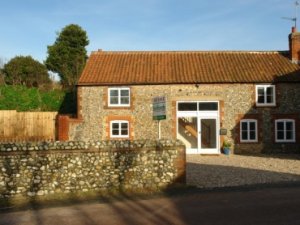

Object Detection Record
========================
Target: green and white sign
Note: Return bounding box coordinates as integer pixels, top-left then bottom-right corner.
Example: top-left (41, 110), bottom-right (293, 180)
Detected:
top-left (153, 96), bottom-right (166, 120)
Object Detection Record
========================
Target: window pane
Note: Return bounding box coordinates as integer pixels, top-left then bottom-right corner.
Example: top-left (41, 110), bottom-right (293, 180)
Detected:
top-left (177, 117), bottom-right (198, 148)
top-left (121, 122), bottom-right (128, 136)
top-left (199, 102), bottom-right (218, 111)
top-left (277, 131), bottom-right (284, 140)
top-left (242, 131), bottom-right (248, 140)
top-left (121, 129), bottom-right (128, 135)
top-left (249, 122), bottom-right (256, 131)
top-left (112, 129), bottom-right (119, 135)
top-left (266, 95), bottom-right (274, 103)
top-left (112, 123), bottom-right (119, 130)
top-left (110, 96), bottom-right (119, 104)
top-left (277, 122), bottom-right (284, 131)
top-left (257, 87), bottom-right (264, 95)
top-left (266, 87), bottom-right (273, 95)
top-left (121, 123), bottom-right (128, 129)
top-left (286, 122), bottom-right (293, 131)
top-left (241, 122), bottom-right (248, 131)
top-left (286, 131), bottom-right (293, 140)
top-left (178, 103), bottom-right (197, 111)
top-left (110, 90), bottom-right (118, 96)
top-left (257, 96), bottom-right (265, 103)
top-left (257, 87), bottom-right (265, 103)
top-left (120, 97), bottom-right (129, 104)
top-left (249, 131), bottom-right (256, 140)
top-left (121, 89), bottom-right (129, 97)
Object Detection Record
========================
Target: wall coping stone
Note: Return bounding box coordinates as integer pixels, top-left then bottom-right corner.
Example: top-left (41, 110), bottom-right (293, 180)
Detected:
top-left (0, 139), bottom-right (184, 153)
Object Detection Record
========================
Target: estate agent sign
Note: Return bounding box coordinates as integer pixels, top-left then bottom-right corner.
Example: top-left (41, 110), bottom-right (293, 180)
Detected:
top-left (153, 96), bottom-right (166, 120)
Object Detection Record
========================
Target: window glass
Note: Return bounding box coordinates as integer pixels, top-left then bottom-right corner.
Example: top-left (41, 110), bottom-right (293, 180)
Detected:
top-left (256, 85), bottom-right (275, 105)
top-left (266, 95), bottom-right (273, 103)
top-left (286, 131), bottom-right (293, 140)
top-left (242, 122), bottom-right (248, 131)
top-left (249, 131), bottom-right (256, 140)
top-left (240, 120), bottom-right (257, 142)
top-left (111, 121), bottom-right (129, 138)
top-left (249, 122), bottom-right (255, 130)
top-left (242, 131), bottom-right (248, 140)
top-left (110, 97), bottom-right (119, 105)
top-left (110, 90), bottom-right (118, 96)
top-left (109, 88), bottom-right (130, 106)
top-left (286, 122), bottom-right (293, 130)
top-left (121, 89), bottom-right (129, 97)
top-left (266, 87), bottom-right (273, 95)
top-left (276, 120), bottom-right (295, 142)
top-left (120, 97), bottom-right (129, 104)
top-left (277, 131), bottom-right (284, 140)
top-left (178, 103), bottom-right (197, 111)
top-left (277, 122), bottom-right (284, 130)
top-left (199, 102), bottom-right (218, 111)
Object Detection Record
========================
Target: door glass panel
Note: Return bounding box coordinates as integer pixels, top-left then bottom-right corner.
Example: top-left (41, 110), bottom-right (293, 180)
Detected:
top-left (199, 102), bottom-right (218, 111)
top-left (201, 119), bottom-right (216, 149)
top-left (177, 117), bottom-right (198, 149)
top-left (178, 103), bottom-right (197, 111)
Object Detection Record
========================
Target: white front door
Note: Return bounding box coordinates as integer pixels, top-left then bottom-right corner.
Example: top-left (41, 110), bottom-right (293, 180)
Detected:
top-left (177, 101), bottom-right (220, 154)
top-left (198, 117), bottom-right (219, 154)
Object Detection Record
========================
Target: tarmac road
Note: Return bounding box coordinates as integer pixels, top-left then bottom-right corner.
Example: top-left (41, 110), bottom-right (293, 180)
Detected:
top-left (1, 185), bottom-right (300, 225)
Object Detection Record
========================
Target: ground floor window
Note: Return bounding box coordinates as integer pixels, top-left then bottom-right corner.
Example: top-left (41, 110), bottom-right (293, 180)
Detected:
top-left (110, 120), bottom-right (129, 138)
top-left (275, 119), bottom-right (295, 143)
top-left (240, 119), bottom-right (257, 142)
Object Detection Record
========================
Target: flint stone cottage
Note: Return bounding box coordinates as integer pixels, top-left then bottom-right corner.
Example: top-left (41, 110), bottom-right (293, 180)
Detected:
top-left (61, 29), bottom-right (300, 154)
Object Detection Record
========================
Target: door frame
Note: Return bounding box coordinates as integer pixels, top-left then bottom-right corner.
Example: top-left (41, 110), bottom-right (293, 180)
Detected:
top-left (176, 101), bottom-right (220, 154)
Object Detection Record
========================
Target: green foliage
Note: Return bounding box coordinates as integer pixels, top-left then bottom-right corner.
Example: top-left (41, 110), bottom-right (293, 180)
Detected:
top-left (3, 56), bottom-right (50, 87)
top-left (45, 24), bottom-right (89, 89)
top-left (223, 139), bottom-right (232, 148)
top-left (0, 85), bottom-right (76, 113)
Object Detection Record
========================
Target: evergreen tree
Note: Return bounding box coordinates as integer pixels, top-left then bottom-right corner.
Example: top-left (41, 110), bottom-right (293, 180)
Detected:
top-left (45, 24), bottom-right (89, 89)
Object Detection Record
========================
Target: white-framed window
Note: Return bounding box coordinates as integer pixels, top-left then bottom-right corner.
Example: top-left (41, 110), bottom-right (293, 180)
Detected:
top-left (108, 87), bottom-right (130, 107)
top-left (256, 85), bottom-right (276, 106)
top-left (240, 119), bottom-right (258, 142)
top-left (110, 120), bottom-right (129, 138)
top-left (275, 119), bottom-right (295, 143)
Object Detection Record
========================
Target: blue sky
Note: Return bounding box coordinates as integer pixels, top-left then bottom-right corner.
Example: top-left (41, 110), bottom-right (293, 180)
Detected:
top-left (0, 0), bottom-right (298, 64)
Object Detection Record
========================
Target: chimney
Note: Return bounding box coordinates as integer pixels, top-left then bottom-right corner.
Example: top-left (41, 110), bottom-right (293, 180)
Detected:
top-left (289, 26), bottom-right (300, 64)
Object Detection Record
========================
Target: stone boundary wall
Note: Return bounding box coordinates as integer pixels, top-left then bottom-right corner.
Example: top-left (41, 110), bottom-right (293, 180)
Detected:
top-left (0, 140), bottom-right (186, 199)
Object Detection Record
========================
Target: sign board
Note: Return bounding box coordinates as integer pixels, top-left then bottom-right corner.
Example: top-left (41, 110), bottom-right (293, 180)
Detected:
top-left (219, 128), bottom-right (227, 135)
top-left (153, 96), bottom-right (166, 120)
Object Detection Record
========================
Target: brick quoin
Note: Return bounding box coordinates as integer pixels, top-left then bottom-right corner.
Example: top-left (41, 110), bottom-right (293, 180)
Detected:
top-left (58, 115), bottom-right (70, 141)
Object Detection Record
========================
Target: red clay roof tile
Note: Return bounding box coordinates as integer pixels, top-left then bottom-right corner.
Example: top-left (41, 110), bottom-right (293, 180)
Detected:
top-left (78, 51), bottom-right (300, 85)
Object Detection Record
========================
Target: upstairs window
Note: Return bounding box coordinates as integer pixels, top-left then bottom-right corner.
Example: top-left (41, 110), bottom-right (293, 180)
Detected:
top-left (110, 120), bottom-right (129, 138)
top-left (240, 119), bottom-right (257, 142)
top-left (256, 85), bottom-right (276, 106)
top-left (275, 119), bottom-right (295, 143)
top-left (108, 87), bottom-right (130, 107)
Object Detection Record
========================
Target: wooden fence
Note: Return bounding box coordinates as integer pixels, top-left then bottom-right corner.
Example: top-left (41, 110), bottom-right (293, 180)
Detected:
top-left (0, 110), bottom-right (57, 142)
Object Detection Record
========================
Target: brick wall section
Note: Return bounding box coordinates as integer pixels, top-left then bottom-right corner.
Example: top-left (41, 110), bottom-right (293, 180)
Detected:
top-left (57, 115), bottom-right (69, 141)
top-left (69, 83), bottom-right (300, 153)
top-left (0, 140), bottom-right (186, 199)
top-left (289, 31), bottom-right (300, 63)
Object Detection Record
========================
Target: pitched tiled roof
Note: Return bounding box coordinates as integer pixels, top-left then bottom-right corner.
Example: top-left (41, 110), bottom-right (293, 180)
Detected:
top-left (78, 50), bottom-right (300, 85)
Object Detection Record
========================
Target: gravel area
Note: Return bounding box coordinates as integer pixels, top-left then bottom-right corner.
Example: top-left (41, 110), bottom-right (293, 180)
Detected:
top-left (187, 154), bottom-right (300, 188)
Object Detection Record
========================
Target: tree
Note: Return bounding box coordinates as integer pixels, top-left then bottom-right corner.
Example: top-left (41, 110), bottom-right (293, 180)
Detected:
top-left (0, 58), bottom-right (5, 85)
top-left (45, 24), bottom-right (89, 89)
top-left (3, 56), bottom-right (50, 87)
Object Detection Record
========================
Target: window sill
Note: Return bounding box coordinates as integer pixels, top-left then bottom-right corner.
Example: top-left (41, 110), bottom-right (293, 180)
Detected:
top-left (255, 104), bottom-right (276, 108)
top-left (275, 140), bottom-right (296, 143)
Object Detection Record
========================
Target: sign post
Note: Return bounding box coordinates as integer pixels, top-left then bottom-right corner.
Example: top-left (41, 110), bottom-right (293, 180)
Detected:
top-left (153, 96), bottom-right (166, 140)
